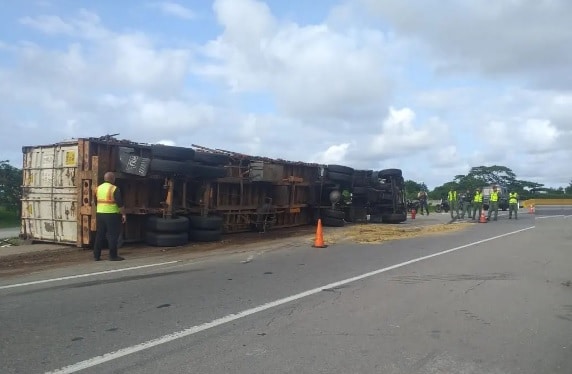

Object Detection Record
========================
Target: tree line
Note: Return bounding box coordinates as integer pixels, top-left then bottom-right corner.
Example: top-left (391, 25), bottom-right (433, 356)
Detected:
top-left (0, 160), bottom-right (23, 214)
top-left (404, 165), bottom-right (572, 201)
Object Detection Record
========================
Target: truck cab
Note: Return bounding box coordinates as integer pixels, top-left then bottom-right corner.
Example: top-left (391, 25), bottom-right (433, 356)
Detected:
top-left (482, 185), bottom-right (509, 211)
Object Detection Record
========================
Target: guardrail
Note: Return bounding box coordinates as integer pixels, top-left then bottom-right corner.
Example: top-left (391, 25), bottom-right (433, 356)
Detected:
top-left (521, 199), bottom-right (572, 207)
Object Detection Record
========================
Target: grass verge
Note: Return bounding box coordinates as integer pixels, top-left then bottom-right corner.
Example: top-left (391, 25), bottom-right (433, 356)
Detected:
top-left (0, 207), bottom-right (19, 229)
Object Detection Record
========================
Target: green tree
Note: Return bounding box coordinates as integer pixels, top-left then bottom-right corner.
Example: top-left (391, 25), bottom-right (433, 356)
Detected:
top-left (0, 160), bottom-right (22, 213)
top-left (404, 180), bottom-right (428, 199)
top-left (566, 180), bottom-right (572, 194)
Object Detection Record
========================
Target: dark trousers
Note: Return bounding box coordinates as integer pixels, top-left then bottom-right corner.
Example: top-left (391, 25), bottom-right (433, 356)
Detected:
top-left (94, 213), bottom-right (121, 259)
top-left (419, 200), bottom-right (429, 215)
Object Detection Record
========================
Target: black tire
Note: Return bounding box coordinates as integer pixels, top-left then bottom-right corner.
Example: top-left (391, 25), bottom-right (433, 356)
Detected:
top-left (187, 162), bottom-right (227, 179)
top-left (322, 209), bottom-right (345, 219)
top-left (189, 229), bottom-right (222, 242)
top-left (321, 216), bottom-right (345, 227)
top-left (147, 216), bottom-right (189, 233)
top-left (188, 215), bottom-right (223, 230)
top-left (194, 152), bottom-right (231, 166)
top-left (382, 213), bottom-right (407, 224)
top-left (352, 186), bottom-right (367, 195)
top-left (151, 144), bottom-right (195, 161)
top-left (327, 171), bottom-right (352, 183)
top-left (327, 164), bottom-right (354, 175)
top-left (149, 159), bottom-right (191, 175)
top-left (435, 205), bottom-right (442, 213)
top-left (145, 231), bottom-right (189, 247)
top-left (379, 168), bottom-right (403, 178)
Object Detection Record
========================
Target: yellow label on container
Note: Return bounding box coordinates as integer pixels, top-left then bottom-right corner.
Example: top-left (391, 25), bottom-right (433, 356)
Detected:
top-left (65, 151), bottom-right (76, 166)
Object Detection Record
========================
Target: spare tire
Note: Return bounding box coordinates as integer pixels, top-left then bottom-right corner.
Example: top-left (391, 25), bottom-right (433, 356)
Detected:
top-left (327, 171), bottom-right (352, 183)
top-left (327, 164), bottom-right (354, 175)
top-left (151, 144), bottom-right (195, 161)
top-left (379, 168), bottom-right (402, 178)
top-left (145, 231), bottom-right (189, 247)
top-left (187, 162), bottom-right (227, 179)
top-left (146, 216), bottom-right (189, 233)
top-left (149, 159), bottom-right (191, 175)
top-left (188, 215), bottom-right (223, 230)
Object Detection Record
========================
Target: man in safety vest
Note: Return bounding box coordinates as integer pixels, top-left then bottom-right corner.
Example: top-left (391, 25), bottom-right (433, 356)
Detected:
top-left (472, 187), bottom-right (483, 220)
top-left (448, 187), bottom-right (460, 219)
top-left (487, 185), bottom-right (500, 221)
top-left (93, 172), bottom-right (126, 261)
top-left (508, 190), bottom-right (519, 220)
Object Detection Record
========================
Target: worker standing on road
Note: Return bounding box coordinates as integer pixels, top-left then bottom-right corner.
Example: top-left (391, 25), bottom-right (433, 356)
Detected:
top-left (472, 188), bottom-right (483, 220)
top-left (487, 185), bottom-right (500, 221)
top-left (508, 190), bottom-right (519, 220)
top-left (460, 189), bottom-right (472, 219)
top-left (418, 190), bottom-right (429, 215)
top-left (448, 187), bottom-right (459, 219)
top-left (93, 171), bottom-right (126, 261)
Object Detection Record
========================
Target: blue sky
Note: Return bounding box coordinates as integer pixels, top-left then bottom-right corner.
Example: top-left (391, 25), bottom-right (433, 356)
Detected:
top-left (1, 0), bottom-right (571, 189)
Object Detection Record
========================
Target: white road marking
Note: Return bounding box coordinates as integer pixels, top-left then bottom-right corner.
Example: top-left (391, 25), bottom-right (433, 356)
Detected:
top-left (0, 261), bottom-right (180, 290)
top-left (535, 215), bottom-right (565, 219)
top-left (44, 225), bottom-right (535, 374)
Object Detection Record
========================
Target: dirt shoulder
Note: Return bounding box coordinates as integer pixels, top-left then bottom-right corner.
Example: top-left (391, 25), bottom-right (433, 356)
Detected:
top-left (0, 214), bottom-right (466, 279)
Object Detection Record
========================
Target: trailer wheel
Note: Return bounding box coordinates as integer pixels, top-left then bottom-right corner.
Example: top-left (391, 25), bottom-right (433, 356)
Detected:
top-left (381, 213), bottom-right (407, 224)
top-left (147, 216), bottom-right (189, 233)
top-left (145, 231), bottom-right (189, 247)
top-left (149, 159), bottom-right (191, 175)
top-left (327, 171), bottom-right (352, 183)
top-left (321, 209), bottom-right (345, 220)
top-left (327, 164), bottom-right (354, 175)
top-left (194, 152), bottom-right (231, 166)
top-left (151, 144), bottom-right (195, 161)
top-left (322, 217), bottom-right (345, 227)
top-left (378, 168), bottom-right (403, 178)
top-left (352, 186), bottom-right (367, 195)
top-left (188, 215), bottom-right (223, 230)
top-left (189, 229), bottom-right (222, 242)
top-left (188, 163), bottom-right (227, 179)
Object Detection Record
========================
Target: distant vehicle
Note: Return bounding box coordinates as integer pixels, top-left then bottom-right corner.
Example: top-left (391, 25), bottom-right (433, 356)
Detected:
top-left (434, 197), bottom-right (450, 213)
top-left (482, 185), bottom-right (509, 211)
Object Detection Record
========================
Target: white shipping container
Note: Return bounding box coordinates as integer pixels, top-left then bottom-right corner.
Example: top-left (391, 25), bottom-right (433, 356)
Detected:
top-left (21, 142), bottom-right (79, 244)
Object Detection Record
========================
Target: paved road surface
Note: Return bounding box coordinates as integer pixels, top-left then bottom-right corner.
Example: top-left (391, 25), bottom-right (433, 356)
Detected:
top-left (534, 205), bottom-right (572, 218)
top-left (1, 212), bottom-right (571, 373)
top-left (0, 227), bottom-right (19, 240)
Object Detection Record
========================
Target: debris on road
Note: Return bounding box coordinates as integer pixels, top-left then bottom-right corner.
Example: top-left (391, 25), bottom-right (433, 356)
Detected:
top-left (337, 223), bottom-right (471, 244)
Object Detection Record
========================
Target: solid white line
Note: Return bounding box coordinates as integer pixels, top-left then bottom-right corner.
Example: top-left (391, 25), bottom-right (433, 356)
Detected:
top-left (0, 261), bottom-right (180, 290)
top-left (44, 225), bottom-right (535, 374)
top-left (535, 215), bottom-right (565, 219)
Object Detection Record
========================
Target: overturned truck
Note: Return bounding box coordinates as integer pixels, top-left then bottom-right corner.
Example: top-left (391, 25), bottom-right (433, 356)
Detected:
top-left (20, 136), bottom-right (407, 248)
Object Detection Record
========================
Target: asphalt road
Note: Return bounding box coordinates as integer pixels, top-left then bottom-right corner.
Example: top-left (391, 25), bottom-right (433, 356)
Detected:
top-left (1, 211), bottom-right (571, 374)
top-left (534, 205), bottom-right (572, 218)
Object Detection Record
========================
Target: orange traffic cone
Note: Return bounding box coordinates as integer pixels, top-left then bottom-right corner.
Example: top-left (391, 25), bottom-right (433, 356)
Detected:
top-left (312, 218), bottom-right (328, 248)
top-left (479, 210), bottom-right (487, 223)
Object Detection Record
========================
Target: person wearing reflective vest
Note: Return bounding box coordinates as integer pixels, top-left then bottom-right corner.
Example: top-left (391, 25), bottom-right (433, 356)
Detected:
top-left (472, 188), bottom-right (483, 220)
top-left (508, 191), bottom-right (519, 220)
top-left (487, 185), bottom-right (500, 221)
top-left (93, 172), bottom-right (126, 261)
top-left (447, 188), bottom-right (460, 219)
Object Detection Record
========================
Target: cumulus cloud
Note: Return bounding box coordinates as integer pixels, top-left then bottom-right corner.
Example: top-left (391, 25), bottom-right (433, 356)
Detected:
top-left (363, 0), bottom-right (572, 89)
top-left (1, 0), bottom-right (571, 189)
top-left (198, 0), bottom-right (392, 121)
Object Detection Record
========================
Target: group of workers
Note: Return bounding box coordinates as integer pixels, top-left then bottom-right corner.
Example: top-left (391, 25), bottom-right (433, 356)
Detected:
top-left (417, 186), bottom-right (520, 221)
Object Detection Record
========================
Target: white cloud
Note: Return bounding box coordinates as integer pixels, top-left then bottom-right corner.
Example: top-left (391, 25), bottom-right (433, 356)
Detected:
top-left (198, 0), bottom-right (392, 121)
top-left (313, 143), bottom-right (351, 165)
top-left (148, 2), bottom-right (196, 20)
top-left (369, 107), bottom-right (451, 158)
top-left (2, 1), bottom-right (572, 190)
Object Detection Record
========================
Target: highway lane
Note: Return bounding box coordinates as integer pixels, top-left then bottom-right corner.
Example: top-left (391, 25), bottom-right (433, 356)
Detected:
top-left (534, 205), bottom-right (572, 218)
top-left (3, 212), bottom-right (569, 373)
top-left (0, 227), bottom-right (19, 240)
